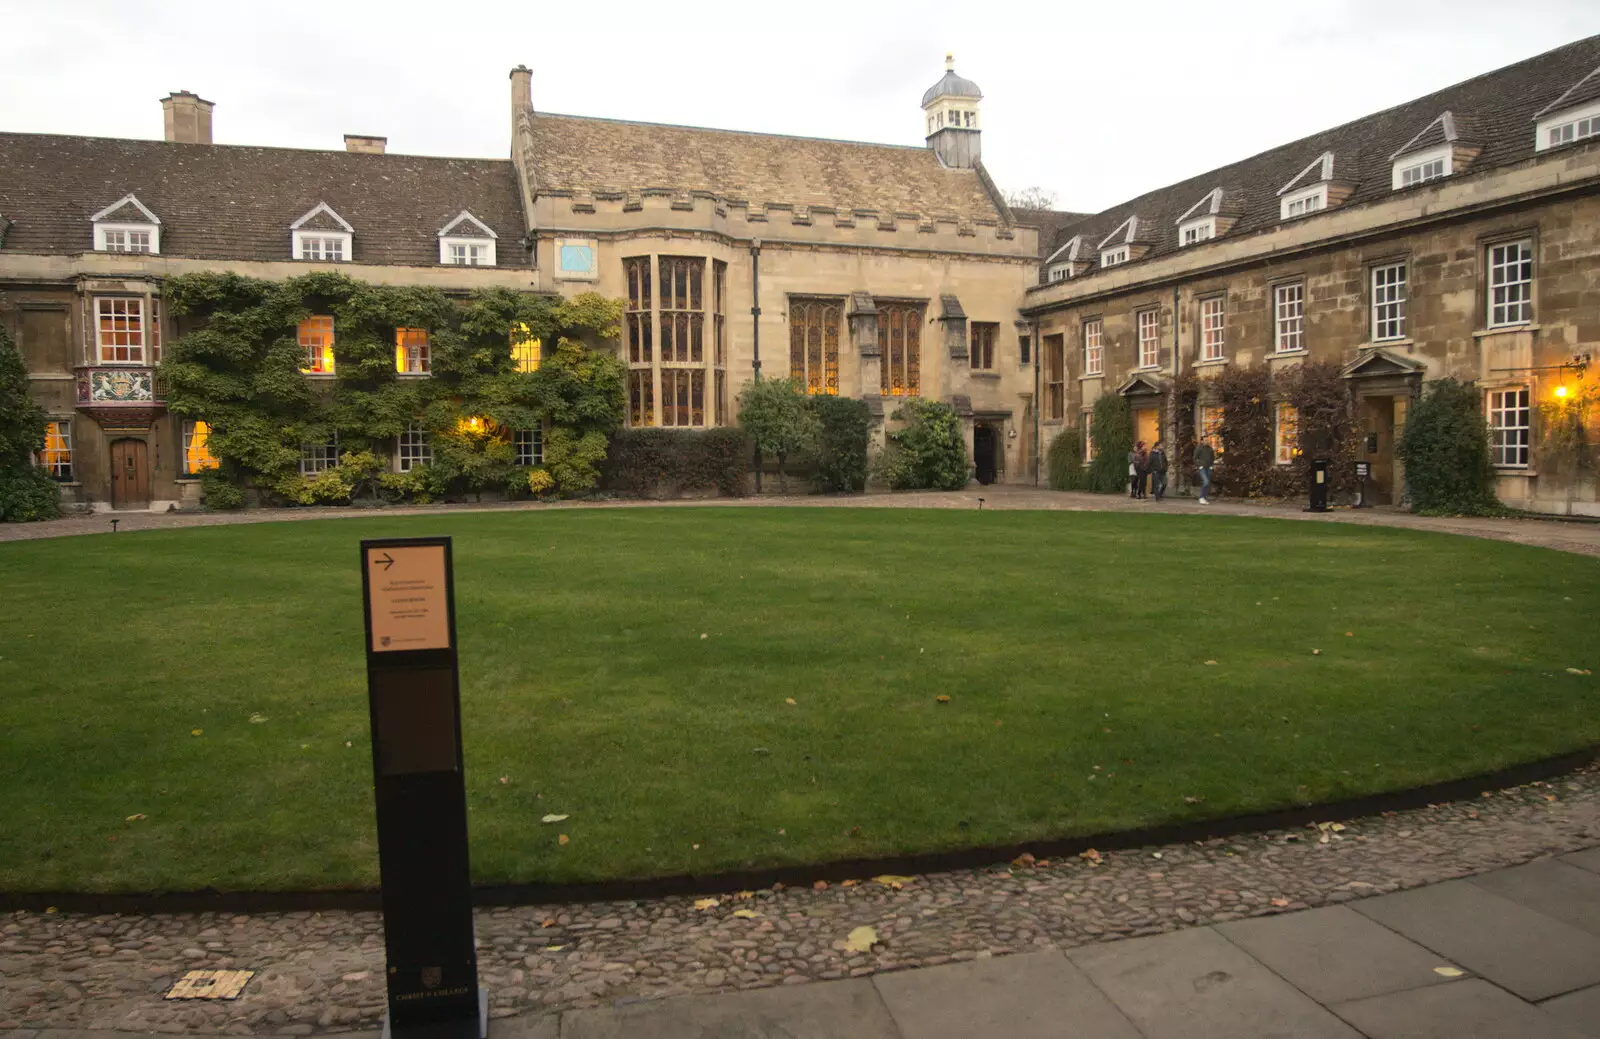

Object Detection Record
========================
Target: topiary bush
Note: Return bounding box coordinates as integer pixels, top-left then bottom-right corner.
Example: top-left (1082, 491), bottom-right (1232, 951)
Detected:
top-left (605, 428), bottom-right (750, 498)
top-left (1397, 377), bottom-right (1502, 515)
top-left (1046, 428), bottom-right (1090, 490)
top-left (1085, 394), bottom-right (1134, 492)
top-left (0, 324), bottom-right (59, 522)
top-left (884, 398), bottom-right (968, 490)
top-left (810, 395), bottom-right (871, 493)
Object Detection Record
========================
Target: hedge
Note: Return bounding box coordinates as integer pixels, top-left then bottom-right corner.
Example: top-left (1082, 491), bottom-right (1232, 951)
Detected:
top-left (605, 428), bottom-right (750, 498)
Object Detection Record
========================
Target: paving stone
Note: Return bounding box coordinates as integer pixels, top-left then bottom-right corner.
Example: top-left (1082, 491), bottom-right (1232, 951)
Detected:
top-left (485, 1014), bottom-right (559, 1039)
top-left (872, 950), bottom-right (1141, 1039)
top-left (1540, 983), bottom-right (1600, 1038)
top-left (1560, 846), bottom-right (1600, 876)
top-left (1332, 978), bottom-right (1591, 1038)
top-left (1353, 880), bottom-right (1600, 1002)
top-left (1216, 905), bottom-right (1457, 1005)
top-left (1470, 858), bottom-right (1600, 938)
top-left (558, 977), bottom-right (900, 1039)
top-left (1066, 926), bottom-right (1361, 1038)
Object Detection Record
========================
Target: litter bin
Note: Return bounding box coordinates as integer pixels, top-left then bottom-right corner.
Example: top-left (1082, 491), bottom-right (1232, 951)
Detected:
top-left (1306, 457), bottom-right (1331, 512)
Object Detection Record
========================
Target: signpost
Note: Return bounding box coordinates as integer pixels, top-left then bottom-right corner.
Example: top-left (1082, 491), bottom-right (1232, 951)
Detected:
top-left (1354, 461), bottom-right (1372, 508)
top-left (360, 537), bottom-right (485, 1039)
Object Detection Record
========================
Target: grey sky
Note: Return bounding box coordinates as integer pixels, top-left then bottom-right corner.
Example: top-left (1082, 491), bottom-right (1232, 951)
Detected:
top-left (5, 0), bottom-right (1599, 214)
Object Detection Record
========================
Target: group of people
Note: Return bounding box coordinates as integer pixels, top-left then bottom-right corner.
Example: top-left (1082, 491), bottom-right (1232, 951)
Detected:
top-left (1128, 440), bottom-right (1216, 504)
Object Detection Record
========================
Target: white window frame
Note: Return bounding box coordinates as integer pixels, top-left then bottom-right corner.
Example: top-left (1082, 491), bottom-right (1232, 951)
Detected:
top-left (1083, 319), bottom-right (1103, 376)
top-left (294, 232), bottom-right (350, 262)
top-left (1100, 245), bottom-right (1129, 267)
top-left (513, 427), bottom-right (543, 467)
top-left (1487, 388), bottom-right (1530, 468)
top-left (97, 225), bottom-right (157, 254)
top-left (1199, 296), bottom-right (1225, 362)
top-left (396, 423), bottom-right (432, 472)
top-left (395, 327), bottom-right (431, 375)
top-left (1136, 309), bottom-right (1159, 369)
top-left (1047, 264), bottom-right (1070, 283)
top-left (299, 434), bottom-right (341, 475)
top-left (1371, 263), bottom-right (1407, 341)
top-left (90, 194), bottom-right (161, 254)
top-left (1281, 185), bottom-right (1327, 220)
top-left (1273, 282), bottom-right (1305, 353)
top-left (94, 296), bottom-right (149, 364)
top-left (298, 315), bottom-right (336, 375)
top-left (1487, 239), bottom-right (1534, 328)
top-left (1536, 99), bottom-right (1600, 152)
top-left (290, 202), bottom-right (354, 262)
top-left (38, 420), bottom-right (73, 481)
top-left (1392, 144), bottom-right (1452, 189)
top-left (440, 237), bottom-right (495, 267)
top-left (1179, 218), bottom-right (1215, 246)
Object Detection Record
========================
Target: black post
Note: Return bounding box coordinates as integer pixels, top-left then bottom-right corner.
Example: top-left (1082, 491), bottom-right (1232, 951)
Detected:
top-left (360, 537), bottom-right (484, 1039)
top-left (1306, 458), bottom-right (1331, 513)
top-left (750, 239), bottom-right (763, 493)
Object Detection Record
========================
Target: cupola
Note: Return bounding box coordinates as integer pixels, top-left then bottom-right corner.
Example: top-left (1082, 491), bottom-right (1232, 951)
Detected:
top-left (922, 54), bottom-right (982, 169)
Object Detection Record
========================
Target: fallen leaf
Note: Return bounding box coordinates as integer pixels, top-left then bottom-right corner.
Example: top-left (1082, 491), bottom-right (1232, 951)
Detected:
top-left (732, 909), bottom-right (759, 919)
top-left (693, 843), bottom-right (701, 849)
top-left (694, 898), bottom-right (720, 911)
top-left (190, 729), bottom-right (203, 736)
top-left (935, 695), bottom-right (951, 704)
top-left (544, 945), bottom-right (564, 952)
top-left (1012, 852), bottom-right (1036, 867)
top-left (1344, 632), bottom-right (1354, 637)
top-left (844, 925), bottom-right (878, 954)
top-left (1183, 796), bottom-right (1204, 804)
top-left (541, 814), bottom-right (569, 824)
top-left (873, 874), bottom-right (915, 889)
top-left (1567, 667), bottom-right (1592, 675)
top-left (1433, 966), bottom-right (1466, 978)
top-left (784, 698), bottom-right (796, 705)
top-left (734, 890), bottom-right (755, 900)
top-left (125, 813), bottom-right (146, 821)
top-left (1204, 660), bottom-right (1218, 666)
top-left (1079, 849), bottom-right (1102, 863)
top-left (813, 880), bottom-right (828, 890)
top-left (557, 834), bottom-right (569, 846)
top-left (249, 714), bottom-right (268, 724)
top-left (1311, 649), bottom-right (1321, 656)
top-left (1271, 898), bottom-right (1290, 907)
top-left (541, 918), bottom-right (556, 927)
top-left (700, 633), bottom-right (708, 640)
top-left (499, 776), bottom-right (510, 785)
top-left (841, 879), bottom-right (859, 887)
top-left (1546, 794), bottom-right (1558, 802)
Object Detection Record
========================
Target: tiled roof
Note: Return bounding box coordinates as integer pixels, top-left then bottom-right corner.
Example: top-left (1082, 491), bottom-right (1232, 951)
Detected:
top-left (520, 112), bottom-right (1006, 225)
top-left (1011, 207), bottom-right (1091, 260)
top-left (0, 135), bottom-right (528, 266)
top-left (1038, 34), bottom-right (1600, 276)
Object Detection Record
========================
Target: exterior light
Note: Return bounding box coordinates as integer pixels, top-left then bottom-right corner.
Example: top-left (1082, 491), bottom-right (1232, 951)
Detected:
top-left (1555, 385), bottom-right (1569, 399)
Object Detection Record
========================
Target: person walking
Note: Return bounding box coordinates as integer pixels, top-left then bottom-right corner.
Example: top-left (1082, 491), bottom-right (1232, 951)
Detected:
top-left (1194, 439), bottom-right (1216, 504)
top-left (1129, 440), bottom-right (1149, 499)
top-left (1148, 439), bottom-right (1169, 502)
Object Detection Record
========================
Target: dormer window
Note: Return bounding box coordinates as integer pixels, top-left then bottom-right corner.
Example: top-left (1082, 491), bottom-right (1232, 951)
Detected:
top-left (1534, 65), bottom-right (1600, 151)
top-left (1391, 143), bottom-right (1453, 189)
top-left (90, 194), bottom-right (161, 255)
top-left (1179, 219), bottom-right (1215, 246)
top-left (1282, 186), bottom-right (1327, 219)
top-left (1278, 152), bottom-right (1348, 220)
top-left (1047, 264), bottom-right (1070, 283)
top-left (1101, 246), bottom-right (1129, 267)
top-left (290, 202), bottom-right (354, 262)
top-left (437, 210), bottom-right (497, 267)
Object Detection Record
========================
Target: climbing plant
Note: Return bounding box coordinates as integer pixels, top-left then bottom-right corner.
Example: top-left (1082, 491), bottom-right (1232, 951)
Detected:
top-left (160, 272), bottom-right (625, 505)
top-left (1085, 394), bottom-right (1133, 492)
top-left (1278, 360), bottom-right (1362, 501)
top-left (1397, 377), bottom-right (1502, 515)
top-left (1211, 364), bottom-right (1274, 498)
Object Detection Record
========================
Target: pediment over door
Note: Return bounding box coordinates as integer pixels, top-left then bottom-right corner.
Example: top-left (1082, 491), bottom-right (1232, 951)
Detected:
top-left (1117, 373), bottom-right (1167, 397)
top-left (1341, 348), bottom-right (1426, 380)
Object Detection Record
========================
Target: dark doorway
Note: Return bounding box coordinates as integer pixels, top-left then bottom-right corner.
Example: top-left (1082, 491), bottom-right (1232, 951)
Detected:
top-left (110, 438), bottom-right (150, 509)
top-left (974, 423), bottom-right (998, 485)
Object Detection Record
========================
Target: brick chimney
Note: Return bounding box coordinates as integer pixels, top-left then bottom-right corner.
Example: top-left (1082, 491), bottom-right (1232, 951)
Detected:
top-left (160, 91), bottom-right (214, 144)
top-left (344, 134), bottom-right (387, 154)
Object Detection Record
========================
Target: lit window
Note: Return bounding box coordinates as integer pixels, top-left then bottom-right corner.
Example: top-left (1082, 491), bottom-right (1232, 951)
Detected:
top-left (1274, 283), bottom-right (1304, 353)
top-left (789, 298), bottom-right (841, 393)
top-left (624, 257), bottom-right (654, 426)
top-left (1399, 157), bottom-right (1446, 187)
top-left (1372, 264), bottom-right (1407, 341)
top-left (1137, 310), bottom-right (1159, 369)
top-left (299, 236), bottom-right (346, 262)
top-left (1282, 187), bottom-right (1326, 219)
top-left (300, 435), bottom-right (340, 475)
top-left (1082, 411), bottom-right (1095, 460)
top-left (102, 228), bottom-right (153, 253)
top-left (397, 423), bottom-right (432, 471)
top-left (970, 321), bottom-right (998, 371)
top-left (1488, 239), bottom-right (1534, 328)
top-left (1199, 297), bottom-right (1225, 362)
top-left (714, 260), bottom-right (728, 425)
top-left (39, 420), bottom-right (72, 480)
top-left (1044, 333), bottom-right (1065, 420)
top-left (1100, 246), bottom-right (1129, 267)
top-left (298, 316), bottom-right (336, 374)
top-left (1274, 403), bottom-right (1301, 465)
top-left (511, 325), bottom-right (542, 372)
top-left (395, 327), bottom-right (430, 374)
top-left (1201, 406), bottom-right (1224, 455)
top-left (1487, 388), bottom-right (1530, 467)
top-left (183, 420), bottom-right (219, 474)
top-left (1083, 319), bottom-right (1103, 377)
top-left (95, 297), bottom-right (147, 364)
top-left (878, 301), bottom-right (923, 398)
top-left (513, 427), bottom-right (543, 466)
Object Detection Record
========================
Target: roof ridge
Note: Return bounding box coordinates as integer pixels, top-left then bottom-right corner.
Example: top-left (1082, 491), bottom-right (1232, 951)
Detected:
top-left (531, 111), bottom-right (934, 153)
top-left (0, 131), bottom-right (513, 165)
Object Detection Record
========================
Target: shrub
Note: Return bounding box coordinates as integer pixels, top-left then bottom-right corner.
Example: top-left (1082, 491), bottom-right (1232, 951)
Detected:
top-left (1085, 394), bottom-right (1134, 492)
top-left (738, 377), bottom-right (821, 493)
top-left (1279, 360), bottom-right (1362, 502)
top-left (885, 398), bottom-right (968, 490)
top-left (1046, 428), bottom-right (1090, 490)
top-left (199, 469), bottom-right (246, 511)
top-left (524, 468), bottom-right (556, 497)
top-left (605, 428), bottom-right (750, 498)
top-left (0, 324), bottom-right (57, 523)
top-left (810, 395), bottom-right (871, 493)
top-left (1397, 378), bottom-right (1502, 515)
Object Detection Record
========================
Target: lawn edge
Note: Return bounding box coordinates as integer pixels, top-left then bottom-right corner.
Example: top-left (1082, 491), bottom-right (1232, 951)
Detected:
top-left (4, 744), bottom-right (1593, 915)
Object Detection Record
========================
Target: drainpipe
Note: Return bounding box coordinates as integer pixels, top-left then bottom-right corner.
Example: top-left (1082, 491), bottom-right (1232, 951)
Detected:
top-left (750, 239), bottom-right (762, 493)
top-left (1171, 284), bottom-right (1181, 493)
top-left (1032, 316), bottom-right (1041, 486)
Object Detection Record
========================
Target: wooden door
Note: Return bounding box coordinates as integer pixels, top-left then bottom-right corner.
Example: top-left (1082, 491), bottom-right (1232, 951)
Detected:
top-left (973, 424), bottom-right (997, 485)
top-left (110, 438), bottom-right (149, 509)
top-left (1362, 397), bottom-right (1395, 505)
top-left (1135, 408), bottom-right (1160, 448)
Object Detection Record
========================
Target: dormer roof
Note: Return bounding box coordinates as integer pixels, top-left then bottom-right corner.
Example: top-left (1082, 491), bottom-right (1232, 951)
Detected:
top-left (90, 193), bottom-right (160, 225)
top-left (1044, 233), bottom-right (1090, 265)
top-left (290, 201), bottom-right (354, 233)
top-left (1176, 187), bottom-right (1225, 225)
top-left (1390, 111), bottom-right (1462, 160)
top-left (1277, 152), bottom-right (1336, 196)
top-left (1533, 62), bottom-right (1600, 119)
top-left (1097, 215), bottom-right (1145, 250)
top-left (438, 210), bottom-right (497, 239)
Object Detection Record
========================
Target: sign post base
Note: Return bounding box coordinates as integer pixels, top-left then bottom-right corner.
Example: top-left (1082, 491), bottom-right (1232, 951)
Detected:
top-left (381, 988), bottom-right (488, 1039)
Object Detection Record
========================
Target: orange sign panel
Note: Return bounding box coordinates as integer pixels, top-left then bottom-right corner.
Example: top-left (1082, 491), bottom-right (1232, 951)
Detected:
top-left (366, 544), bottom-right (451, 653)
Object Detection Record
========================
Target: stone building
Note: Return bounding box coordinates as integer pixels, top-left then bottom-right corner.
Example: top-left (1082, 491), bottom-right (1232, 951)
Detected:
top-left (0, 60), bottom-right (1041, 511)
top-left (1021, 35), bottom-right (1600, 515)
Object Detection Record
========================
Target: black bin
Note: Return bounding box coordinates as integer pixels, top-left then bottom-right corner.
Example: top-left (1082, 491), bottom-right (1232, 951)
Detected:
top-left (1307, 457), bottom-right (1331, 512)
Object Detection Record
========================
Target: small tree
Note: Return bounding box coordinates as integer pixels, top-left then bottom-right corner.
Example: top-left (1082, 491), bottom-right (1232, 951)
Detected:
top-left (1397, 378), bottom-right (1500, 515)
top-left (885, 398), bottom-right (968, 490)
top-left (738, 377), bottom-right (821, 492)
top-left (0, 324), bottom-right (59, 522)
top-left (1005, 186), bottom-right (1059, 210)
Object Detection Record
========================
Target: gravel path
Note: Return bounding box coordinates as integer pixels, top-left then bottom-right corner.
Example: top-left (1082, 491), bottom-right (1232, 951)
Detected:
top-left (3, 766), bottom-right (1596, 1034)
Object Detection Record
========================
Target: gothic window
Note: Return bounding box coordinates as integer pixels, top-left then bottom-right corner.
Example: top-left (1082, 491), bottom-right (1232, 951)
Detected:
top-left (970, 322), bottom-right (997, 371)
top-left (659, 256), bottom-right (706, 426)
top-left (877, 301), bottom-right (923, 396)
top-left (624, 256), bottom-right (654, 426)
top-left (789, 297), bottom-right (841, 394)
top-left (714, 260), bottom-right (728, 424)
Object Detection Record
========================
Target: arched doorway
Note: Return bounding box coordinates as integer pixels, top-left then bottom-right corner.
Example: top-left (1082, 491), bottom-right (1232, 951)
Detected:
top-left (110, 438), bottom-right (150, 509)
top-left (973, 423), bottom-right (998, 485)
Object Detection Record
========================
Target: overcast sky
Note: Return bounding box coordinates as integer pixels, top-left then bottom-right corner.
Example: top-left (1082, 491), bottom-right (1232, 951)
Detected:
top-left (5, 0), bottom-right (1598, 214)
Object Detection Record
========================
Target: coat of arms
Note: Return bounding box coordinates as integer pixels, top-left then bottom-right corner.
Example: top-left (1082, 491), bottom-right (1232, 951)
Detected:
top-left (420, 966), bottom-right (442, 989)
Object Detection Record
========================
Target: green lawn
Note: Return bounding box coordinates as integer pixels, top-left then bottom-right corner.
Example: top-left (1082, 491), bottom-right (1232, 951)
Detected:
top-left (1, 508), bottom-right (1596, 893)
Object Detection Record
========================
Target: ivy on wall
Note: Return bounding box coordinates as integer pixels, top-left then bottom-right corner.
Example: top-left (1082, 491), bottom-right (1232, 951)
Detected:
top-left (160, 272), bottom-right (625, 506)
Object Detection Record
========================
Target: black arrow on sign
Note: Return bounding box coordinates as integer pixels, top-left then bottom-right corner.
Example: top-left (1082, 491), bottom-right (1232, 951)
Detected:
top-left (375, 551), bottom-right (395, 571)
